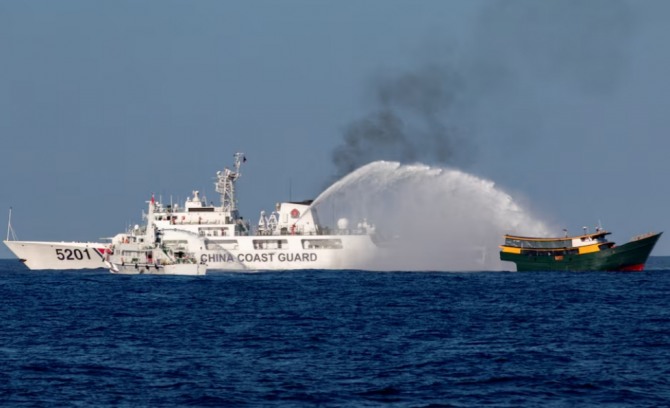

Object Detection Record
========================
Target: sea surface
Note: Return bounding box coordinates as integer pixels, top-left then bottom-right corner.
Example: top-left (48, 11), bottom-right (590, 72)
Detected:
top-left (1, 258), bottom-right (670, 407)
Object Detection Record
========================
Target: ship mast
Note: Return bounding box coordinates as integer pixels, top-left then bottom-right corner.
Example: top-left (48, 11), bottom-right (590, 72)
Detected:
top-left (215, 152), bottom-right (245, 212)
top-left (6, 207), bottom-right (17, 241)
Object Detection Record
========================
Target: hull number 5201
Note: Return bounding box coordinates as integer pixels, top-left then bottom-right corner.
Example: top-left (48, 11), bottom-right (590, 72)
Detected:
top-left (56, 248), bottom-right (92, 260)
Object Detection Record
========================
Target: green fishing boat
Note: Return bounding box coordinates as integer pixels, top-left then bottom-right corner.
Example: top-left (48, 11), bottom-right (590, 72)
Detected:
top-left (500, 229), bottom-right (662, 272)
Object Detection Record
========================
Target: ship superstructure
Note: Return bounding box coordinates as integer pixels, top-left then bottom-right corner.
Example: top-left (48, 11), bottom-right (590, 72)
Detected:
top-left (114, 153), bottom-right (378, 271)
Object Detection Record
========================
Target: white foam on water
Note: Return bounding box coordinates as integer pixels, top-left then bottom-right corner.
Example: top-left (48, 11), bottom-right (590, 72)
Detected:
top-left (312, 161), bottom-right (552, 271)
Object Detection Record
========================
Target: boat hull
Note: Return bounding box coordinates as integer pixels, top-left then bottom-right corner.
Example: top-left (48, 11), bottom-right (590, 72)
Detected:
top-left (500, 232), bottom-right (662, 272)
top-left (3, 240), bottom-right (109, 270)
top-left (108, 261), bottom-right (206, 276)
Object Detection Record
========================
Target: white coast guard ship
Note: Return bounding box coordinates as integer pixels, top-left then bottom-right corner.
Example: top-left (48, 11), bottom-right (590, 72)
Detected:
top-left (4, 153), bottom-right (379, 271)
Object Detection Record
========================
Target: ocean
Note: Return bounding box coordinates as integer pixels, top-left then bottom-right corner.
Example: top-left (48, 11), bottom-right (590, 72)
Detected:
top-left (1, 258), bottom-right (670, 407)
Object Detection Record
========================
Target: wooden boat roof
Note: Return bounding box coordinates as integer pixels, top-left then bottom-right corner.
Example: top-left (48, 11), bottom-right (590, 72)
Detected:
top-left (503, 230), bottom-right (611, 242)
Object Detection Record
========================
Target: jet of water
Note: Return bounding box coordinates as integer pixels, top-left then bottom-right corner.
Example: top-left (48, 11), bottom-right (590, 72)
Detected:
top-left (312, 161), bottom-right (552, 271)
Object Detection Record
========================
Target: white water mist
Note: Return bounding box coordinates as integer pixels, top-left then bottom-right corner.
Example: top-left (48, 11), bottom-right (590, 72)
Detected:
top-left (312, 161), bottom-right (552, 271)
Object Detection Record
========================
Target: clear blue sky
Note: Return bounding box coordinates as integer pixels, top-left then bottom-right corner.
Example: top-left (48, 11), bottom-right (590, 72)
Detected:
top-left (2, 0), bottom-right (669, 259)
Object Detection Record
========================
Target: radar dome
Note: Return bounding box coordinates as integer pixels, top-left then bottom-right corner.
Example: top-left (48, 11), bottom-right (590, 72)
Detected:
top-left (337, 218), bottom-right (349, 230)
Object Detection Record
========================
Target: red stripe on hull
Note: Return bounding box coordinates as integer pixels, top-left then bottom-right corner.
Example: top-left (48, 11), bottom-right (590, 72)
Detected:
top-left (618, 263), bottom-right (645, 272)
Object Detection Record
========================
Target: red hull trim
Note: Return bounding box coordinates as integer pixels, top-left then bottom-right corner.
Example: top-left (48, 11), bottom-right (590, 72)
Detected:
top-left (618, 263), bottom-right (645, 272)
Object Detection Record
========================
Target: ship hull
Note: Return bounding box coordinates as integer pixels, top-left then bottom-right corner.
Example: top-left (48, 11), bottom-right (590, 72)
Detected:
top-left (500, 232), bottom-right (661, 272)
top-left (4, 234), bottom-right (378, 271)
top-left (3, 240), bottom-right (109, 270)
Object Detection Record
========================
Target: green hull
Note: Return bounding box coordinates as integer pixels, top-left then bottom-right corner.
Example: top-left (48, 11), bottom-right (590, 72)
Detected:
top-left (500, 232), bottom-right (662, 272)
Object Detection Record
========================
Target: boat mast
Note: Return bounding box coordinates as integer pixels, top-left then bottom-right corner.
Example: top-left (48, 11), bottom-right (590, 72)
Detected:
top-left (6, 207), bottom-right (17, 241)
top-left (215, 152), bottom-right (245, 212)
top-left (147, 195), bottom-right (156, 243)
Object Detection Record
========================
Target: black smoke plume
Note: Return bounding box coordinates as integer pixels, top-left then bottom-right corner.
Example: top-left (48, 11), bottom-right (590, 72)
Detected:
top-left (330, 0), bottom-right (635, 180)
top-left (331, 64), bottom-right (473, 182)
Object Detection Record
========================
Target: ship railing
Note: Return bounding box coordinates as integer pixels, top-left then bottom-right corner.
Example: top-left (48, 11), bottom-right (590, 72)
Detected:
top-left (248, 226), bottom-right (371, 237)
top-left (166, 219), bottom-right (225, 225)
top-left (631, 232), bottom-right (656, 241)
